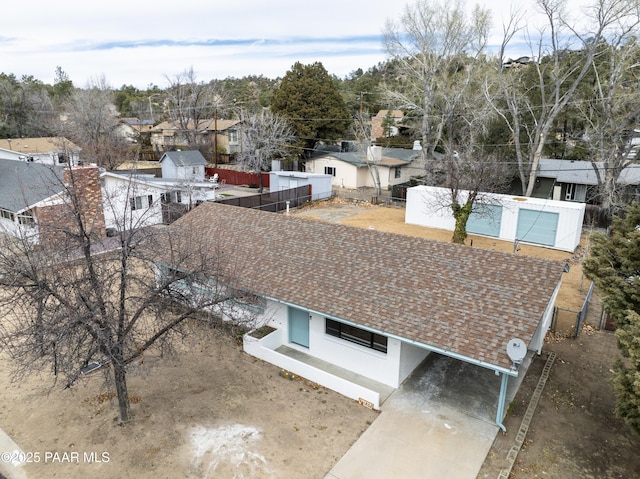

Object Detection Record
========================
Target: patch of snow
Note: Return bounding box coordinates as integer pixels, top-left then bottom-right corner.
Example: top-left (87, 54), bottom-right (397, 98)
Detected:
top-left (189, 424), bottom-right (271, 479)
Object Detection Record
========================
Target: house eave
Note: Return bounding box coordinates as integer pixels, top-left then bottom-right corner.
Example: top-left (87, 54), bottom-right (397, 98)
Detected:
top-left (262, 294), bottom-right (519, 377)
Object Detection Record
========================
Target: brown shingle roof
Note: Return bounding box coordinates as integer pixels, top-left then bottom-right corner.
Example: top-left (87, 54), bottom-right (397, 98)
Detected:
top-left (170, 202), bottom-right (564, 371)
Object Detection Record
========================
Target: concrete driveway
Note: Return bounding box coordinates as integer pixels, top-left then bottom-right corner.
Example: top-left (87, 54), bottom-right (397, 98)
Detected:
top-left (325, 353), bottom-right (526, 479)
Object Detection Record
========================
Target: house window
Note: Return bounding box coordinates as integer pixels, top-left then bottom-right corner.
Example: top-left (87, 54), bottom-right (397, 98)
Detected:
top-left (565, 183), bottom-right (586, 202)
top-left (228, 130), bottom-right (238, 143)
top-left (57, 153), bottom-right (68, 164)
top-left (395, 167), bottom-right (402, 178)
top-left (1, 210), bottom-right (15, 221)
top-left (175, 191), bottom-right (182, 203)
top-left (17, 212), bottom-right (35, 226)
top-left (324, 167), bottom-right (336, 177)
top-left (130, 195), bottom-right (153, 211)
top-left (325, 318), bottom-right (387, 353)
top-left (192, 167), bottom-right (197, 175)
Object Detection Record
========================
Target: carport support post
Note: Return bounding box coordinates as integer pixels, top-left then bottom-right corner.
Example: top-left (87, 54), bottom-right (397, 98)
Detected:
top-left (495, 372), bottom-right (509, 432)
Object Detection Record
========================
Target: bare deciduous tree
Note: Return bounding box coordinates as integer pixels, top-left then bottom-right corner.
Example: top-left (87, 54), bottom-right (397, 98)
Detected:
top-left (0, 166), bottom-right (260, 423)
top-left (383, 0), bottom-right (491, 178)
top-left (489, 0), bottom-right (639, 196)
top-left (164, 67), bottom-right (229, 162)
top-left (236, 110), bottom-right (295, 192)
top-left (579, 33), bottom-right (640, 212)
top-left (62, 75), bottom-right (132, 169)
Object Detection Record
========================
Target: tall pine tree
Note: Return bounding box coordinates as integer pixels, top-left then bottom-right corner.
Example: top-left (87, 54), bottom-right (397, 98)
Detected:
top-left (583, 203), bottom-right (640, 434)
top-left (271, 62), bottom-right (350, 158)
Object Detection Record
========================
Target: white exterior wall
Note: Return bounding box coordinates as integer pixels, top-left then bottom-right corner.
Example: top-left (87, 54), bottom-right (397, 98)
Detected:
top-left (398, 342), bottom-right (431, 383)
top-left (529, 280), bottom-right (562, 354)
top-left (306, 158), bottom-right (359, 189)
top-left (269, 172), bottom-right (333, 200)
top-left (406, 186), bottom-right (585, 252)
top-left (101, 175), bottom-right (164, 230)
top-left (307, 311), bottom-right (401, 388)
top-left (0, 148), bottom-right (78, 166)
top-left (244, 299), bottom-right (438, 407)
top-left (162, 163), bottom-right (205, 182)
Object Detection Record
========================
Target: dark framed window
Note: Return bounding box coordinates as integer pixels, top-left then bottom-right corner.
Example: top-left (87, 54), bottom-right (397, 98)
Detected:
top-left (130, 194), bottom-right (153, 211)
top-left (325, 318), bottom-right (387, 353)
top-left (395, 167), bottom-right (402, 178)
top-left (324, 166), bottom-right (336, 177)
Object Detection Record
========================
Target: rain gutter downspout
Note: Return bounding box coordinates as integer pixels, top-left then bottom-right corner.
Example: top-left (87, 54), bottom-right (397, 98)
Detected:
top-left (495, 372), bottom-right (509, 432)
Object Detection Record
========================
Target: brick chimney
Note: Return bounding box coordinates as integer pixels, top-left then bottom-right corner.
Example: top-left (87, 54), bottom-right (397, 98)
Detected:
top-left (37, 165), bottom-right (106, 245)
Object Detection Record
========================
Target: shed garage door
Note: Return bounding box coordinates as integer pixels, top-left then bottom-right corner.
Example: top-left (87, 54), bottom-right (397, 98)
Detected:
top-left (467, 204), bottom-right (502, 237)
top-left (516, 209), bottom-right (558, 246)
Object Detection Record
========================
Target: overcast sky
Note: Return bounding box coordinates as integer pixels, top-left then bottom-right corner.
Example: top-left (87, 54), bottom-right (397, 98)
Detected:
top-left (2, 0), bottom-right (588, 89)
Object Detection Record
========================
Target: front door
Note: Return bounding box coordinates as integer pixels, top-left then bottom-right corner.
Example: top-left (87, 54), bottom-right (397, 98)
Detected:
top-left (288, 306), bottom-right (309, 348)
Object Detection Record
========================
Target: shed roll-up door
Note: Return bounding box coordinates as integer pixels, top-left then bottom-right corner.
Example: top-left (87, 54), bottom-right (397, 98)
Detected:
top-left (467, 204), bottom-right (502, 237)
top-left (516, 209), bottom-right (559, 246)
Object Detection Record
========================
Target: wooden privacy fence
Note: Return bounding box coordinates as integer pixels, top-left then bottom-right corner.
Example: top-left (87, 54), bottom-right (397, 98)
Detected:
top-left (205, 167), bottom-right (270, 189)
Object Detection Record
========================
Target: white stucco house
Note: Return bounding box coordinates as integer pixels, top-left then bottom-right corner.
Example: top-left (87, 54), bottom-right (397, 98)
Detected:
top-left (306, 145), bottom-right (420, 190)
top-left (0, 137), bottom-right (81, 166)
top-left (405, 185), bottom-right (586, 252)
top-left (100, 170), bottom-right (218, 231)
top-left (161, 202), bottom-right (564, 428)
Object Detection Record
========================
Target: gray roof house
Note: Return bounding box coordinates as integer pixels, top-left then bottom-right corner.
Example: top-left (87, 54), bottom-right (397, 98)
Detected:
top-left (161, 202), bottom-right (565, 429)
top-left (159, 151), bottom-right (208, 181)
top-left (0, 160), bottom-right (105, 243)
top-left (306, 145), bottom-right (421, 190)
top-left (0, 159), bottom-right (64, 214)
top-left (534, 158), bottom-right (640, 203)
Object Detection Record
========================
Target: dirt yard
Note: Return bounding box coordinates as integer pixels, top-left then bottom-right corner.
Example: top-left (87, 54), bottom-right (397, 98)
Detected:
top-left (0, 328), bottom-right (378, 479)
top-left (1, 197), bottom-right (638, 479)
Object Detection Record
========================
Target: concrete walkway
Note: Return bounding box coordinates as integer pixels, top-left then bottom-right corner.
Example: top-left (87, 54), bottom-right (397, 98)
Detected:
top-left (325, 353), bottom-right (528, 479)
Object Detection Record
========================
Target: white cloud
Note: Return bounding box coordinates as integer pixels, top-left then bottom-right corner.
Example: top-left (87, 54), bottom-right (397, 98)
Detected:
top-left (0, 0), bottom-right (597, 88)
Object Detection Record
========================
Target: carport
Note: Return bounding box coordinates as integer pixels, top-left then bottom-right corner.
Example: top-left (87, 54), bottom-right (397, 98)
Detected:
top-left (325, 350), bottom-right (536, 479)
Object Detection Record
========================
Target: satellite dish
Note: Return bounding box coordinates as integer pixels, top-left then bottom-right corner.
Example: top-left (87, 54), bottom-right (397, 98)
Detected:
top-left (507, 338), bottom-right (527, 370)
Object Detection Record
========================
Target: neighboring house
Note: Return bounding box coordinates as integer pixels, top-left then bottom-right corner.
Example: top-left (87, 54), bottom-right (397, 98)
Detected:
top-left (160, 202), bottom-right (564, 429)
top-left (117, 118), bottom-right (155, 143)
top-left (370, 109), bottom-right (405, 140)
top-left (405, 185), bottom-right (585, 252)
top-left (502, 56), bottom-right (532, 68)
top-left (535, 158), bottom-right (640, 204)
top-left (0, 137), bottom-right (81, 166)
top-left (0, 160), bottom-right (105, 243)
top-left (151, 119), bottom-right (241, 155)
top-left (159, 150), bottom-right (207, 181)
top-left (269, 171), bottom-right (333, 201)
top-left (306, 145), bottom-right (419, 190)
top-left (101, 170), bottom-right (218, 231)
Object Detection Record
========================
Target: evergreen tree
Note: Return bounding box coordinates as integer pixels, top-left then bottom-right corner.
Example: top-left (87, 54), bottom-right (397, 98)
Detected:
top-left (271, 62), bottom-right (350, 158)
top-left (583, 203), bottom-right (640, 434)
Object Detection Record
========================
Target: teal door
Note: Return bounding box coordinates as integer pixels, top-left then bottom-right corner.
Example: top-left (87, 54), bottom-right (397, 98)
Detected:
top-left (467, 204), bottom-right (502, 237)
top-left (288, 306), bottom-right (309, 348)
top-left (516, 209), bottom-right (559, 246)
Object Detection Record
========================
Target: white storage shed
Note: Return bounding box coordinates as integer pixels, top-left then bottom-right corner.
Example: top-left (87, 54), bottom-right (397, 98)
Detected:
top-left (269, 171), bottom-right (333, 200)
top-left (405, 186), bottom-right (585, 252)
